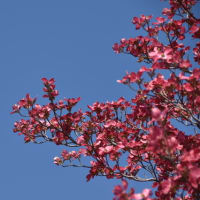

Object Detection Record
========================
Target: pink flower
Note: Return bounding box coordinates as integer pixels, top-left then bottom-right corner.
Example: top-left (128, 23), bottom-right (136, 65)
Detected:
top-left (160, 179), bottom-right (172, 194)
top-left (133, 188), bottom-right (152, 200)
top-left (149, 47), bottom-right (172, 63)
top-left (151, 107), bottom-right (161, 121)
top-left (53, 157), bottom-right (63, 165)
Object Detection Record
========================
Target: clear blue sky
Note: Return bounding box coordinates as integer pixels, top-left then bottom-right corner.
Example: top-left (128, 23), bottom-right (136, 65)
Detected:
top-left (0, 0), bottom-right (173, 199)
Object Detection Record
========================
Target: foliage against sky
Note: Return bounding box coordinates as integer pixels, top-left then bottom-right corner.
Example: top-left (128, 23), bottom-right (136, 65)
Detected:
top-left (3, 0), bottom-right (200, 199)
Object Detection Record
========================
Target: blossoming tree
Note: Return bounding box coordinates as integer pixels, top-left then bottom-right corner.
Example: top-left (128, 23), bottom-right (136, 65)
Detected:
top-left (12, 0), bottom-right (200, 199)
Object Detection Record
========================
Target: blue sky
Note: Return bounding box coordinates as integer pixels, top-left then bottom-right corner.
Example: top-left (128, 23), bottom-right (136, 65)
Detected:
top-left (0, 0), bottom-right (178, 199)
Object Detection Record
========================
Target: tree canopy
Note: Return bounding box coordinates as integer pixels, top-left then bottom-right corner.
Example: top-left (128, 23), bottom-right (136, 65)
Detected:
top-left (12, 0), bottom-right (200, 199)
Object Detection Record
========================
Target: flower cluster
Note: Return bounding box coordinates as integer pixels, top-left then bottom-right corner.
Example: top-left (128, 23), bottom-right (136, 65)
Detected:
top-left (12, 0), bottom-right (200, 199)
